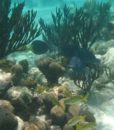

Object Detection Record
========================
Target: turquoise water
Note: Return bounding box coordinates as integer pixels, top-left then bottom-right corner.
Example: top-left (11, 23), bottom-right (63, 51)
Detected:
top-left (12, 0), bottom-right (114, 22)
top-left (9, 1), bottom-right (114, 130)
top-left (12, 0), bottom-right (114, 7)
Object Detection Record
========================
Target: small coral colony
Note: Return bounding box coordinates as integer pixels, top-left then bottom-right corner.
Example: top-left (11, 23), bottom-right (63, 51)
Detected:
top-left (0, 0), bottom-right (113, 130)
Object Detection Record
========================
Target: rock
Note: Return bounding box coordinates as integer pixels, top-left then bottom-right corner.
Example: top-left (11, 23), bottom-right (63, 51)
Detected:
top-left (58, 79), bottom-right (79, 93)
top-left (78, 104), bottom-right (95, 122)
top-left (63, 125), bottom-right (74, 130)
top-left (28, 67), bottom-right (47, 85)
top-left (102, 48), bottom-right (114, 66)
top-left (33, 118), bottom-right (48, 130)
top-left (0, 100), bottom-right (14, 112)
top-left (35, 115), bottom-right (47, 123)
top-left (50, 105), bottom-right (67, 126)
top-left (11, 64), bottom-right (23, 85)
top-left (6, 86), bottom-right (33, 120)
top-left (102, 48), bottom-right (114, 80)
top-left (36, 57), bottom-right (65, 85)
top-left (30, 95), bottom-right (43, 114)
top-left (6, 86), bottom-right (32, 104)
top-left (21, 77), bottom-right (37, 91)
top-left (88, 47), bottom-right (114, 129)
top-left (24, 122), bottom-right (38, 130)
top-left (92, 40), bottom-right (114, 55)
top-left (0, 59), bottom-right (15, 72)
top-left (67, 103), bottom-right (95, 122)
top-left (0, 108), bottom-right (18, 130)
top-left (42, 92), bottom-right (58, 113)
top-left (16, 116), bottom-right (24, 130)
top-left (93, 73), bottom-right (109, 90)
top-left (89, 48), bottom-right (114, 104)
top-left (57, 84), bottom-right (72, 99)
top-left (19, 59), bottom-right (29, 74)
top-left (0, 70), bottom-right (12, 97)
top-left (24, 117), bottom-right (48, 130)
top-left (67, 103), bottom-right (81, 119)
top-left (50, 125), bottom-right (62, 130)
top-left (92, 47), bottom-right (114, 90)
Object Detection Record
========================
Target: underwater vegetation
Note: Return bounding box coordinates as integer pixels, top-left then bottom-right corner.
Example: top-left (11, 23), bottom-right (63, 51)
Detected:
top-left (0, 0), bottom-right (41, 58)
top-left (39, 1), bottom-right (111, 57)
top-left (39, 1), bottom-right (111, 94)
top-left (0, 0), bottom-right (112, 95)
top-left (0, 1), bottom-right (114, 130)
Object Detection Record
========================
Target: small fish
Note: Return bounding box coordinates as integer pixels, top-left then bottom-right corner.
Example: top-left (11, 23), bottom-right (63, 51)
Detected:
top-left (67, 56), bottom-right (85, 80)
top-left (31, 40), bottom-right (49, 55)
top-left (68, 56), bottom-right (83, 69)
top-left (64, 95), bottom-right (87, 105)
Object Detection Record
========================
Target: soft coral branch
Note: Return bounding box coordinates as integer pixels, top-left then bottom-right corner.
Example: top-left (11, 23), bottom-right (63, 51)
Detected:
top-left (0, 0), bottom-right (41, 58)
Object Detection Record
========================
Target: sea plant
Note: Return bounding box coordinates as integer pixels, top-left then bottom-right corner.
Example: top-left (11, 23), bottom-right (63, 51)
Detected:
top-left (0, 0), bottom-right (41, 58)
top-left (39, 0), bottom-right (111, 94)
top-left (39, 1), bottom-right (111, 57)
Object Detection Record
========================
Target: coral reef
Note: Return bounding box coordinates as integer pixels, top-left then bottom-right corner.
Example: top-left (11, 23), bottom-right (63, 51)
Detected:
top-left (0, 108), bottom-right (18, 130)
top-left (39, 1), bottom-right (111, 94)
top-left (19, 59), bottom-right (29, 74)
top-left (39, 1), bottom-right (111, 57)
top-left (0, 59), bottom-right (15, 72)
top-left (11, 64), bottom-right (23, 85)
top-left (0, 70), bottom-right (12, 97)
top-left (36, 57), bottom-right (65, 85)
top-left (0, 69), bottom-right (96, 130)
top-left (6, 86), bottom-right (33, 120)
top-left (0, 1), bottom-right (113, 130)
top-left (50, 105), bottom-right (67, 126)
top-left (0, 0), bottom-right (41, 58)
top-left (0, 100), bottom-right (14, 112)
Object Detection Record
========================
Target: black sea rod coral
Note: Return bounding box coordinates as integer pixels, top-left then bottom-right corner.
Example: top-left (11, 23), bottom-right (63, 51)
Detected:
top-left (0, 0), bottom-right (41, 58)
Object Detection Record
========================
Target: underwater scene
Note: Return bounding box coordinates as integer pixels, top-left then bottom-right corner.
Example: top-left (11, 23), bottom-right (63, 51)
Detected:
top-left (0, 0), bottom-right (114, 130)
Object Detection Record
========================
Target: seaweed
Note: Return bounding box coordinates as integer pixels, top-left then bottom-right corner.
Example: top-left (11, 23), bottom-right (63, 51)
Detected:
top-left (39, 1), bottom-right (111, 57)
top-left (39, 0), bottom-right (111, 94)
top-left (0, 0), bottom-right (41, 58)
